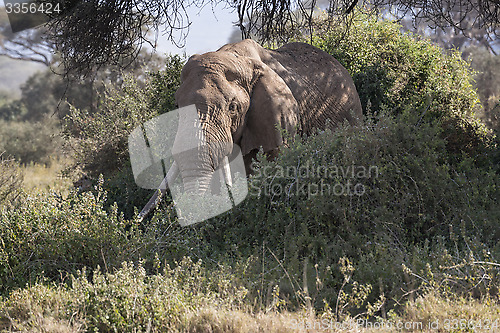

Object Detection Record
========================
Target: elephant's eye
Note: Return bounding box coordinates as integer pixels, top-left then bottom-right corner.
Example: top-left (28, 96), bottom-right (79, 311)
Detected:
top-left (228, 102), bottom-right (238, 113)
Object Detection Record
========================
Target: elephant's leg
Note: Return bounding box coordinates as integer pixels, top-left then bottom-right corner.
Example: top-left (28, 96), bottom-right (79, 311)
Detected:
top-left (243, 149), bottom-right (259, 175)
top-left (265, 148), bottom-right (280, 161)
top-left (243, 148), bottom-right (280, 176)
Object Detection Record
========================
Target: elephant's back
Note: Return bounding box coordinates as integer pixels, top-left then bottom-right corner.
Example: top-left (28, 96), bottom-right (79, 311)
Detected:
top-left (269, 42), bottom-right (362, 130)
top-left (274, 42), bottom-right (347, 80)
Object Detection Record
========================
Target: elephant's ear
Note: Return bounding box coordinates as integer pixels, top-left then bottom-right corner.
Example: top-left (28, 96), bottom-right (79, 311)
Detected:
top-left (240, 60), bottom-right (299, 156)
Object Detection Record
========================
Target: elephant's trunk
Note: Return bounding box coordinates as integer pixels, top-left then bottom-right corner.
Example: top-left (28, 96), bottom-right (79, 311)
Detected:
top-left (174, 147), bottom-right (214, 194)
top-left (171, 106), bottom-right (233, 195)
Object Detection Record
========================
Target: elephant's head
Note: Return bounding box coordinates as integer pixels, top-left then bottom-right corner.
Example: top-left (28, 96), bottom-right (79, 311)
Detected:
top-left (171, 43), bottom-right (299, 194)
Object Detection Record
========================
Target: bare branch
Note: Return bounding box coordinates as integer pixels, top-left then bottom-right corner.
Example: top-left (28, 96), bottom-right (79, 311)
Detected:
top-left (0, 23), bottom-right (54, 66)
top-left (5, 0), bottom-right (495, 76)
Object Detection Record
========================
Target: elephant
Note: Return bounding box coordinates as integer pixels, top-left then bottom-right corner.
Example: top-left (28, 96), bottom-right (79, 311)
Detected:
top-left (138, 38), bottom-right (362, 220)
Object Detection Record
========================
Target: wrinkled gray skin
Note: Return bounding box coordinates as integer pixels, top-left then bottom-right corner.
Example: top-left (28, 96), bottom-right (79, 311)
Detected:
top-left (172, 39), bottom-right (362, 194)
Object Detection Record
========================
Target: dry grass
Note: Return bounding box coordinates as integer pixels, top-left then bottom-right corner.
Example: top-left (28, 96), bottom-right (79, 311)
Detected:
top-left (21, 156), bottom-right (73, 194)
top-left (397, 292), bottom-right (500, 332)
top-left (0, 316), bottom-right (84, 333)
top-left (182, 308), bottom-right (315, 333)
top-left (0, 284), bottom-right (85, 333)
top-left (3, 291), bottom-right (499, 333)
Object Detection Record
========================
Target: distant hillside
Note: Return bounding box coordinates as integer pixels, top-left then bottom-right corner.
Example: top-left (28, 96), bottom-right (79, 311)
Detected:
top-left (0, 56), bottom-right (45, 98)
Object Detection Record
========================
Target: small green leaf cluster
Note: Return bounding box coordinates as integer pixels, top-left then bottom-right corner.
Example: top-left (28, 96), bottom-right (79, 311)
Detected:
top-left (0, 154), bottom-right (23, 205)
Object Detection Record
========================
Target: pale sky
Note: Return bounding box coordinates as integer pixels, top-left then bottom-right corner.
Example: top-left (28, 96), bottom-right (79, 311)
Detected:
top-left (155, 4), bottom-right (238, 56)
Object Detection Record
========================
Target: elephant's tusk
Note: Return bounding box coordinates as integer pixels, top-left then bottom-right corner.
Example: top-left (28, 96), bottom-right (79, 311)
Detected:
top-left (221, 156), bottom-right (232, 187)
top-left (137, 161), bottom-right (179, 222)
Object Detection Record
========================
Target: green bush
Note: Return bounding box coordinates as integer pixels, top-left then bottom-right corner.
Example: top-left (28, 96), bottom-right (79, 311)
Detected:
top-left (0, 100), bottom-right (26, 122)
top-left (0, 174), bottom-right (204, 295)
top-left (0, 186), bottom-right (144, 293)
top-left (0, 186), bottom-right (128, 293)
top-left (0, 51), bottom-right (169, 123)
top-left (148, 54), bottom-right (184, 113)
top-left (62, 54), bottom-right (184, 180)
top-left (184, 109), bottom-right (500, 314)
top-left (0, 118), bottom-right (62, 165)
top-left (309, 14), bottom-right (491, 162)
top-left (62, 55), bottom-right (184, 216)
top-left (0, 258), bottom-right (246, 332)
top-left (469, 48), bottom-right (500, 130)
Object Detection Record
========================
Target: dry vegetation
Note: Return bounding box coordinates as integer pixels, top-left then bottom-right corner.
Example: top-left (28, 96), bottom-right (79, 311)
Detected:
top-left (20, 157), bottom-right (73, 193)
top-left (1, 281), bottom-right (499, 332)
